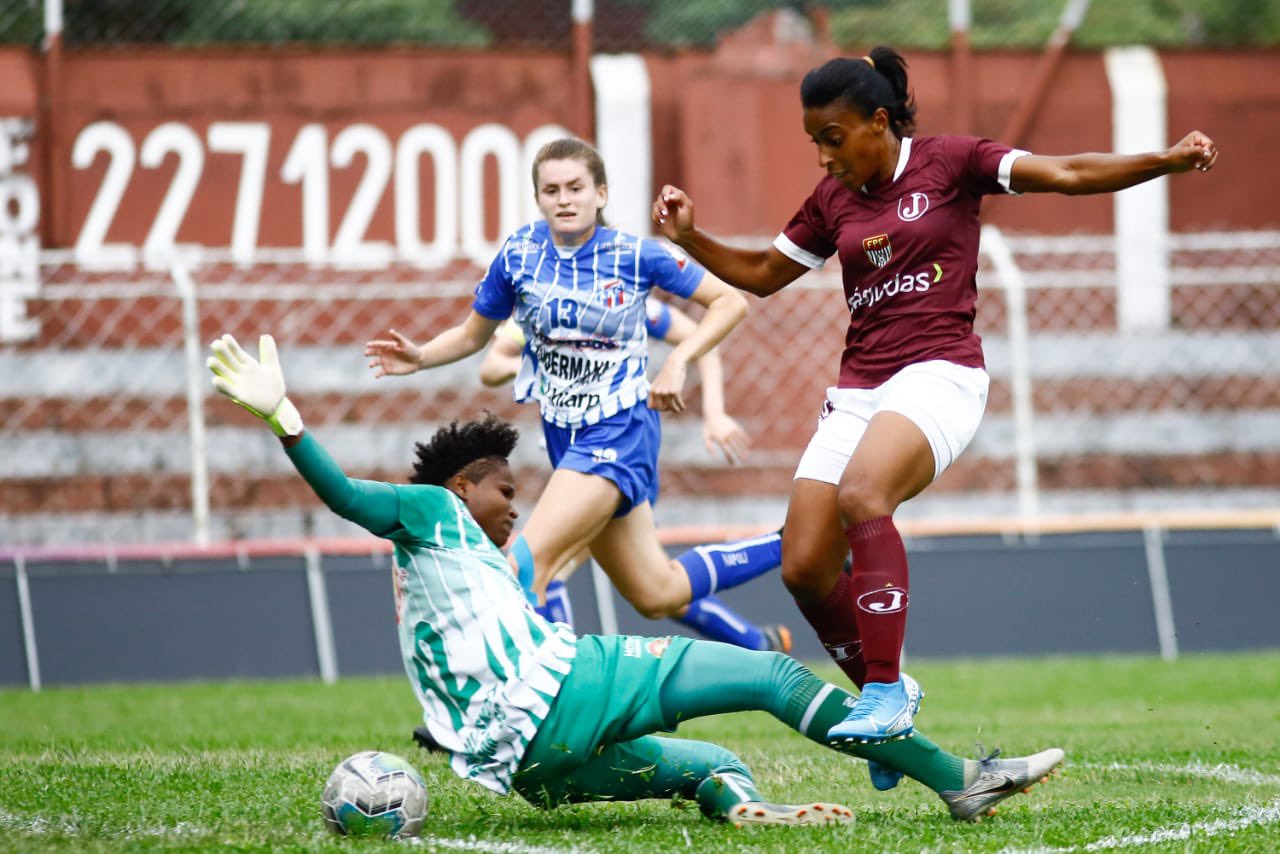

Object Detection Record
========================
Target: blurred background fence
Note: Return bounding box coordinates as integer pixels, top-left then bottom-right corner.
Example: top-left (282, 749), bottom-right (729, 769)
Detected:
top-left (4, 228), bottom-right (1280, 546)
top-left (2, 0), bottom-right (1279, 50)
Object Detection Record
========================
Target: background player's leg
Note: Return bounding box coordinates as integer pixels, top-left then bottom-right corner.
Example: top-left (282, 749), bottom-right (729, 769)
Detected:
top-left (517, 469), bottom-right (621, 601)
top-left (673, 528), bottom-right (783, 600)
top-left (675, 594), bottom-right (781, 651)
top-left (588, 501), bottom-right (694, 618)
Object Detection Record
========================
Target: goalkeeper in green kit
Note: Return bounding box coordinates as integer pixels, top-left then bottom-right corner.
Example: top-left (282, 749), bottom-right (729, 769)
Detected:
top-left (208, 332), bottom-right (1064, 827)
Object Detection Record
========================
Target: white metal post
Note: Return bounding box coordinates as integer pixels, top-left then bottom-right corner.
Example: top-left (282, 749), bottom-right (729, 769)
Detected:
top-left (44, 0), bottom-right (64, 43)
top-left (16, 555), bottom-right (42, 691)
top-left (982, 226), bottom-right (1040, 520)
top-left (1143, 524), bottom-right (1179, 661)
top-left (590, 560), bottom-right (619, 636)
top-left (171, 261), bottom-right (211, 546)
top-left (305, 547), bottom-right (340, 684)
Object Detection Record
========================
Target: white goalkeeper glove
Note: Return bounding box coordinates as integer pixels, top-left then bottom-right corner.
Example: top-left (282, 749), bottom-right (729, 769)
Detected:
top-left (207, 333), bottom-right (304, 437)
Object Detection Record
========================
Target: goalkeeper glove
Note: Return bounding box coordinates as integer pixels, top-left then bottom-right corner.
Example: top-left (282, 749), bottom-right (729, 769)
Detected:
top-left (207, 333), bottom-right (304, 437)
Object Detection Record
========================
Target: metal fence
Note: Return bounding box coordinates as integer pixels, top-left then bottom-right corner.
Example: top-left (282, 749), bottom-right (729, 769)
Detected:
top-left (2, 1), bottom-right (1277, 50)
top-left (3, 230), bottom-right (1279, 546)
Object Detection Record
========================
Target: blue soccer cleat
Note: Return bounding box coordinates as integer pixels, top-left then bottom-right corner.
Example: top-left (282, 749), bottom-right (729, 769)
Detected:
top-left (866, 673), bottom-right (923, 790)
top-left (828, 676), bottom-right (917, 745)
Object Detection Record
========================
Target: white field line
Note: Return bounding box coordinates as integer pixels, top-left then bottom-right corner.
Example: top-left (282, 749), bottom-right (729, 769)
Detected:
top-left (0, 808), bottom-right (586, 853)
top-left (1077, 759), bottom-right (1280, 788)
top-left (411, 837), bottom-right (586, 854)
top-left (1000, 760), bottom-right (1280, 853)
top-left (1082, 803), bottom-right (1280, 850)
top-left (0, 808), bottom-right (203, 838)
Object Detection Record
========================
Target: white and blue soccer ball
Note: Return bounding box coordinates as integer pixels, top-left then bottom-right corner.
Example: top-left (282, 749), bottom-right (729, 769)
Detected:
top-left (321, 750), bottom-right (429, 839)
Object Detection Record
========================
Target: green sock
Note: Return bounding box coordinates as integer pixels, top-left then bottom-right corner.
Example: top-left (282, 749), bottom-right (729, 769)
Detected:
top-left (792, 677), bottom-right (966, 792)
top-left (695, 770), bottom-right (762, 818)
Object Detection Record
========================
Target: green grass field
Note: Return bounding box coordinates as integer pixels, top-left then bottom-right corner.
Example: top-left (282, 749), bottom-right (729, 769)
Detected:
top-left (3, 652), bottom-right (1278, 852)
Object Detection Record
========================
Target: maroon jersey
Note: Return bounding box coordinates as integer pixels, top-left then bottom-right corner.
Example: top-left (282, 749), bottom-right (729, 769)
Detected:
top-left (775, 135), bottom-right (1027, 388)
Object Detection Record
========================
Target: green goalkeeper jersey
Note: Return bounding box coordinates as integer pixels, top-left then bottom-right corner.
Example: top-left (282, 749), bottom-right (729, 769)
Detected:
top-left (285, 433), bottom-right (576, 794)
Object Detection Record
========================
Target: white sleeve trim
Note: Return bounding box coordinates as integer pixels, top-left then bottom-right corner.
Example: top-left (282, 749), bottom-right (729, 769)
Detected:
top-left (998, 149), bottom-right (1031, 195)
top-left (773, 232), bottom-right (826, 270)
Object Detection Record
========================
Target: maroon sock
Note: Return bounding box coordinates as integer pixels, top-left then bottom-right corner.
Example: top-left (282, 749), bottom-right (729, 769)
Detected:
top-left (794, 569), bottom-right (867, 689)
top-left (845, 515), bottom-right (908, 685)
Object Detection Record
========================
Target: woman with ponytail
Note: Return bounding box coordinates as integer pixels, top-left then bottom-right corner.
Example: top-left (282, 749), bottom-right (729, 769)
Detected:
top-left (653, 46), bottom-right (1217, 755)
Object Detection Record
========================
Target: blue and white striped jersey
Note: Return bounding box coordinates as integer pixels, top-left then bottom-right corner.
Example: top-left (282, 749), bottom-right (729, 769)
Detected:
top-left (472, 221), bottom-right (705, 427)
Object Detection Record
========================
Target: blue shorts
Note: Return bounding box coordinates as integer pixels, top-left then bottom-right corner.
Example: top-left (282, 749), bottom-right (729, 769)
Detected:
top-left (542, 404), bottom-right (661, 517)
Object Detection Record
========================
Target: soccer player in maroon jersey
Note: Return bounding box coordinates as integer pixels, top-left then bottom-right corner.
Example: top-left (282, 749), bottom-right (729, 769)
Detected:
top-left (653, 47), bottom-right (1218, 754)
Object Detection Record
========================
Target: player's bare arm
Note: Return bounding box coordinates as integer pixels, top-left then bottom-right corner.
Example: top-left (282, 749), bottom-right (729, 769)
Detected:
top-left (366, 311), bottom-right (502, 378)
top-left (648, 275), bottom-right (746, 414)
top-left (661, 302), bottom-right (751, 465)
top-left (478, 332), bottom-right (523, 387)
top-left (652, 184), bottom-right (808, 297)
top-left (1010, 130), bottom-right (1218, 195)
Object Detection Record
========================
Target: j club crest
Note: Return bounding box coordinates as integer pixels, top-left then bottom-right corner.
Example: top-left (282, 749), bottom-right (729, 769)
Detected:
top-left (898, 192), bottom-right (929, 222)
top-left (862, 233), bottom-right (892, 268)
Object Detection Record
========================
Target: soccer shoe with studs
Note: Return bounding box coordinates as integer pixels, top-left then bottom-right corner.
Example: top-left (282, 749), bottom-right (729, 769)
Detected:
top-left (827, 677), bottom-right (916, 745)
top-left (866, 672), bottom-right (923, 790)
top-left (729, 801), bottom-right (854, 827)
top-left (938, 746), bottom-right (1065, 822)
top-left (762, 624), bottom-right (793, 654)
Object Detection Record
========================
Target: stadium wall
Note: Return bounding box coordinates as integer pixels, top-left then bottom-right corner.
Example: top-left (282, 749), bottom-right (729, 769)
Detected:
top-left (1, 46), bottom-right (1275, 252)
top-left (2, 522), bottom-right (1278, 688)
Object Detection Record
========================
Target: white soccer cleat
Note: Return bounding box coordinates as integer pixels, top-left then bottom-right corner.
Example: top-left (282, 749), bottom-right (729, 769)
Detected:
top-left (729, 801), bottom-right (855, 827)
top-left (938, 746), bottom-right (1065, 822)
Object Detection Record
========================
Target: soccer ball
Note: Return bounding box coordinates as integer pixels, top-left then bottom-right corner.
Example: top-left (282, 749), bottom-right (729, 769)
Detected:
top-left (321, 750), bottom-right (429, 839)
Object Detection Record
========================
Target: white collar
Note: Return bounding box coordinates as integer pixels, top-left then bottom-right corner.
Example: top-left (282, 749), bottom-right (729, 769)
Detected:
top-left (861, 136), bottom-right (913, 193)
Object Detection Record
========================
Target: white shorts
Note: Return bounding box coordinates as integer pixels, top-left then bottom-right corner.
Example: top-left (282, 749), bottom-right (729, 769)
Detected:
top-left (794, 360), bottom-right (990, 485)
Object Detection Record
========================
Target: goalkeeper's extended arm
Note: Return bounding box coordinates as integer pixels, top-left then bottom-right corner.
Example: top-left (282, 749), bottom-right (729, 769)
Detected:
top-left (207, 334), bottom-right (304, 437)
top-left (207, 333), bottom-right (401, 534)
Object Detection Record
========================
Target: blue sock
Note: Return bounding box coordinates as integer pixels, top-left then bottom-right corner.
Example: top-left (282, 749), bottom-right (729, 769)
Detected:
top-left (509, 535), bottom-right (539, 607)
top-left (676, 594), bottom-right (767, 650)
top-left (536, 579), bottom-right (574, 627)
top-left (675, 530), bottom-right (782, 600)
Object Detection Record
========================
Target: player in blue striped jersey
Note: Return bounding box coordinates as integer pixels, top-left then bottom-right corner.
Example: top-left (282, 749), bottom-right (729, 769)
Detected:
top-left (366, 138), bottom-right (788, 640)
top-left (478, 309), bottom-right (790, 654)
top-left (208, 332), bottom-right (1065, 825)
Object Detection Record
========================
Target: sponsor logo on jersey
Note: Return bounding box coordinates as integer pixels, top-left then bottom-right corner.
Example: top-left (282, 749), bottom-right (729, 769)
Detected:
top-left (508, 238), bottom-right (542, 259)
top-left (862, 233), bottom-right (893, 268)
top-left (647, 637), bottom-right (672, 658)
top-left (660, 242), bottom-right (690, 271)
top-left (856, 586), bottom-right (909, 614)
top-left (845, 263), bottom-right (942, 315)
top-left (597, 241), bottom-right (636, 254)
top-left (897, 192), bottom-right (930, 222)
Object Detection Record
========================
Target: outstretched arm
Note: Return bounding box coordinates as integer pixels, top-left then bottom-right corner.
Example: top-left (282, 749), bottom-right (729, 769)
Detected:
top-left (653, 185), bottom-right (809, 297)
top-left (660, 303), bottom-right (750, 465)
top-left (1011, 130), bottom-right (1218, 195)
top-left (208, 334), bottom-right (401, 535)
top-left (365, 311), bottom-right (502, 379)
